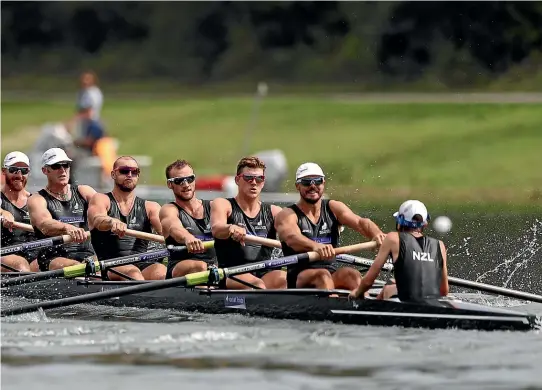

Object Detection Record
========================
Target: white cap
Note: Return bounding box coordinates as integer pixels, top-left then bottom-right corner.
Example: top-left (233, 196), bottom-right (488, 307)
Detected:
top-left (295, 162), bottom-right (325, 180)
top-left (393, 200), bottom-right (429, 226)
top-left (3, 151), bottom-right (30, 167)
top-left (41, 148), bottom-right (72, 168)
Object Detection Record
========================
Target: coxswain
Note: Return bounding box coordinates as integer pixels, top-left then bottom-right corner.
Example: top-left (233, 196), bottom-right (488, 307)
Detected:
top-left (275, 162), bottom-right (386, 290)
top-left (159, 160), bottom-right (216, 279)
top-left (349, 200), bottom-right (449, 302)
top-left (1, 151), bottom-right (39, 272)
top-left (211, 156), bottom-right (286, 289)
top-left (27, 148), bottom-right (96, 271)
top-left (87, 156), bottom-right (165, 280)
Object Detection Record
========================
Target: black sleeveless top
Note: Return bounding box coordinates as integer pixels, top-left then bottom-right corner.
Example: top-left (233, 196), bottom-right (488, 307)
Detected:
top-left (1, 192), bottom-right (36, 246)
top-left (90, 193), bottom-right (152, 260)
top-left (281, 199), bottom-right (340, 270)
top-left (214, 198), bottom-right (276, 267)
top-left (165, 200), bottom-right (215, 262)
top-left (35, 185), bottom-right (94, 257)
top-left (394, 232), bottom-right (443, 302)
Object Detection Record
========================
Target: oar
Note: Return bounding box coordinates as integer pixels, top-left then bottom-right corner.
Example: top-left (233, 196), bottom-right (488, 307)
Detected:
top-left (1, 233), bottom-right (90, 257)
top-left (1, 241), bottom-right (375, 317)
top-left (1, 241), bottom-right (215, 288)
top-left (8, 221), bottom-right (166, 244)
top-left (340, 254), bottom-right (542, 304)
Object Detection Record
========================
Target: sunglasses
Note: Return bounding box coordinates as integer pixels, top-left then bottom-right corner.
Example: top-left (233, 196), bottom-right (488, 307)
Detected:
top-left (297, 177), bottom-right (325, 186)
top-left (5, 166), bottom-right (30, 175)
top-left (168, 175), bottom-right (196, 185)
top-left (115, 166), bottom-right (140, 176)
top-left (48, 162), bottom-right (71, 170)
top-left (237, 174), bottom-right (265, 183)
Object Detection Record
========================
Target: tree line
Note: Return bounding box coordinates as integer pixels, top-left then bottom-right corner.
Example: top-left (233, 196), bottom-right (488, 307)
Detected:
top-left (2, 1), bottom-right (541, 87)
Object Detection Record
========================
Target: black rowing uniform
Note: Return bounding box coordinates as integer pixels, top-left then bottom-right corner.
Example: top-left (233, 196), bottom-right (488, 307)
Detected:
top-left (214, 198), bottom-right (276, 280)
top-left (392, 232), bottom-right (443, 303)
top-left (165, 200), bottom-right (216, 279)
top-left (34, 185), bottom-right (95, 271)
top-left (281, 199), bottom-right (340, 288)
top-left (1, 192), bottom-right (37, 261)
top-left (90, 193), bottom-right (158, 272)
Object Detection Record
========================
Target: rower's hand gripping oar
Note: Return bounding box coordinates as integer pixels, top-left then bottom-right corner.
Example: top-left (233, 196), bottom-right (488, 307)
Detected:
top-left (337, 254), bottom-right (542, 304)
top-left (0, 241), bottom-right (215, 288)
top-left (0, 241), bottom-right (376, 317)
top-left (0, 230), bottom-right (90, 257)
top-left (4, 221), bottom-right (166, 245)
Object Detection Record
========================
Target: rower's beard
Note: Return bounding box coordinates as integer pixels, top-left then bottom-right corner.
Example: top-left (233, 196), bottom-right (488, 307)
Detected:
top-left (117, 183), bottom-right (135, 192)
top-left (5, 176), bottom-right (27, 191)
top-left (301, 193), bottom-right (321, 204)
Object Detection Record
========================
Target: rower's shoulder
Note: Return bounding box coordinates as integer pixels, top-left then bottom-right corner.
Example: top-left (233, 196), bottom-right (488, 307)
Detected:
top-left (275, 205), bottom-right (297, 220)
top-left (77, 184), bottom-right (97, 199)
top-left (89, 192), bottom-right (111, 205)
top-left (27, 192), bottom-right (46, 208)
top-left (144, 199), bottom-right (161, 211)
top-left (210, 197), bottom-right (232, 209)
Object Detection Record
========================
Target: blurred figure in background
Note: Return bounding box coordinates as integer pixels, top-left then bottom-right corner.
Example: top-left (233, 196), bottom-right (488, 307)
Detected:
top-left (69, 70), bottom-right (116, 186)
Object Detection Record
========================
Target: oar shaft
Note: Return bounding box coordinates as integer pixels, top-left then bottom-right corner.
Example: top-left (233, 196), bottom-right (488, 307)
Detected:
top-left (243, 236), bottom-right (378, 254)
top-left (448, 277), bottom-right (542, 304)
top-left (1, 235), bottom-right (70, 257)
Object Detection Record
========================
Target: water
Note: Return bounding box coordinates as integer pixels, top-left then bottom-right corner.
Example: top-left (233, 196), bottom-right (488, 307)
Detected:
top-left (2, 213), bottom-right (542, 389)
top-left (2, 302), bottom-right (542, 390)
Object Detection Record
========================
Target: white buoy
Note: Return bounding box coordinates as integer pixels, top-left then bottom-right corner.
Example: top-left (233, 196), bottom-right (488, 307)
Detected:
top-left (433, 216), bottom-right (453, 233)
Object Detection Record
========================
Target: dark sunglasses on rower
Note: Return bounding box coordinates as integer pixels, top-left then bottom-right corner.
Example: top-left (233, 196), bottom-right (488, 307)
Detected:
top-left (115, 166), bottom-right (140, 176)
top-left (238, 174), bottom-right (265, 183)
top-left (296, 177), bottom-right (324, 186)
top-left (48, 163), bottom-right (71, 170)
top-left (5, 167), bottom-right (30, 175)
top-left (168, 175), bottom-right (196, 185)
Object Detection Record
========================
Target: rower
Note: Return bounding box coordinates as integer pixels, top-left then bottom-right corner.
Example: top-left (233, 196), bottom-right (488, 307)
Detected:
top-left (159, 160), bottom-right (216, 279)
top-left (1, 151), bottom-right (39, 272)
top-left (349, 200), bottom-right (449, 302)
top-left (88, 156), bottom-right (165, 280)
top-left (275, 162), bottom-right (386, 290)
top-left (211, 156), bottom-right (286, 289)
top-left (27, 148), bottom-right (96, 271)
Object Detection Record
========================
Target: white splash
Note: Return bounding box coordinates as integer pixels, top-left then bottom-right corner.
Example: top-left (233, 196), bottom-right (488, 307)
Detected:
top-left (475, 219), bottom-right (542, 287)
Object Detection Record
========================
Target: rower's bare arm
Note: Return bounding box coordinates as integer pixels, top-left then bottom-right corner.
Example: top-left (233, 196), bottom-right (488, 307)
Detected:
top-left (439, 240), bottom-right (449, 296)
top-left (355, 233), bottom-right (397, 296)
top-left (159, 204), bottom-right (190, 242)
top-left (87, 193), bottom-right (112, 231)
top-left (275, 208), bottom-right (319, 251)
top-left (146, 201), bottom-right (163, 235)
top-left (210, 198), bottom-right (233, 239)
top-left (78, 185), bottom-right (98, 202)
top-left (27, 194), bottom-right (66, 236)
top-left (329, 200), bottom-right (385, 242)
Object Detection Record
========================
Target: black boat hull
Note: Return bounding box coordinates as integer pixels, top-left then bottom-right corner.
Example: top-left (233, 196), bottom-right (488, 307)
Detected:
top-left (2, 278), bottom-right (539, 331)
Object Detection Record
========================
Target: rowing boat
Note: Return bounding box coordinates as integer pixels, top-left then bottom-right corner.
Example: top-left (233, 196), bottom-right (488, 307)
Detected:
top-left (1, 273), bottom-right (539, 331)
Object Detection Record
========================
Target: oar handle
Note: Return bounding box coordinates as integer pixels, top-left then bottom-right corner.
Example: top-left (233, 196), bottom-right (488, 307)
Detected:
top-left (10, 221), bottom-right (164, 244)
top-left (244, 235), bottom-right (282, 248)
top-left (243, 236), bottom-right (378, 255)
top-left (125, 229), bottom-right (165, 244)
top-left (11, 221), bottom-right (34, 233)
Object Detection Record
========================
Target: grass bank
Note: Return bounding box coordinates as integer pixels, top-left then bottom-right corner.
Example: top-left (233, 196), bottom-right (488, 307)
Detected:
top-left (2, 97), bottom-right (541, 208)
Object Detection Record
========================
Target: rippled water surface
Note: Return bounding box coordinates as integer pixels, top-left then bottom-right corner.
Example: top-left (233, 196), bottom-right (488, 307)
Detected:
top-left (2, 300), bottom-right (542, 390)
